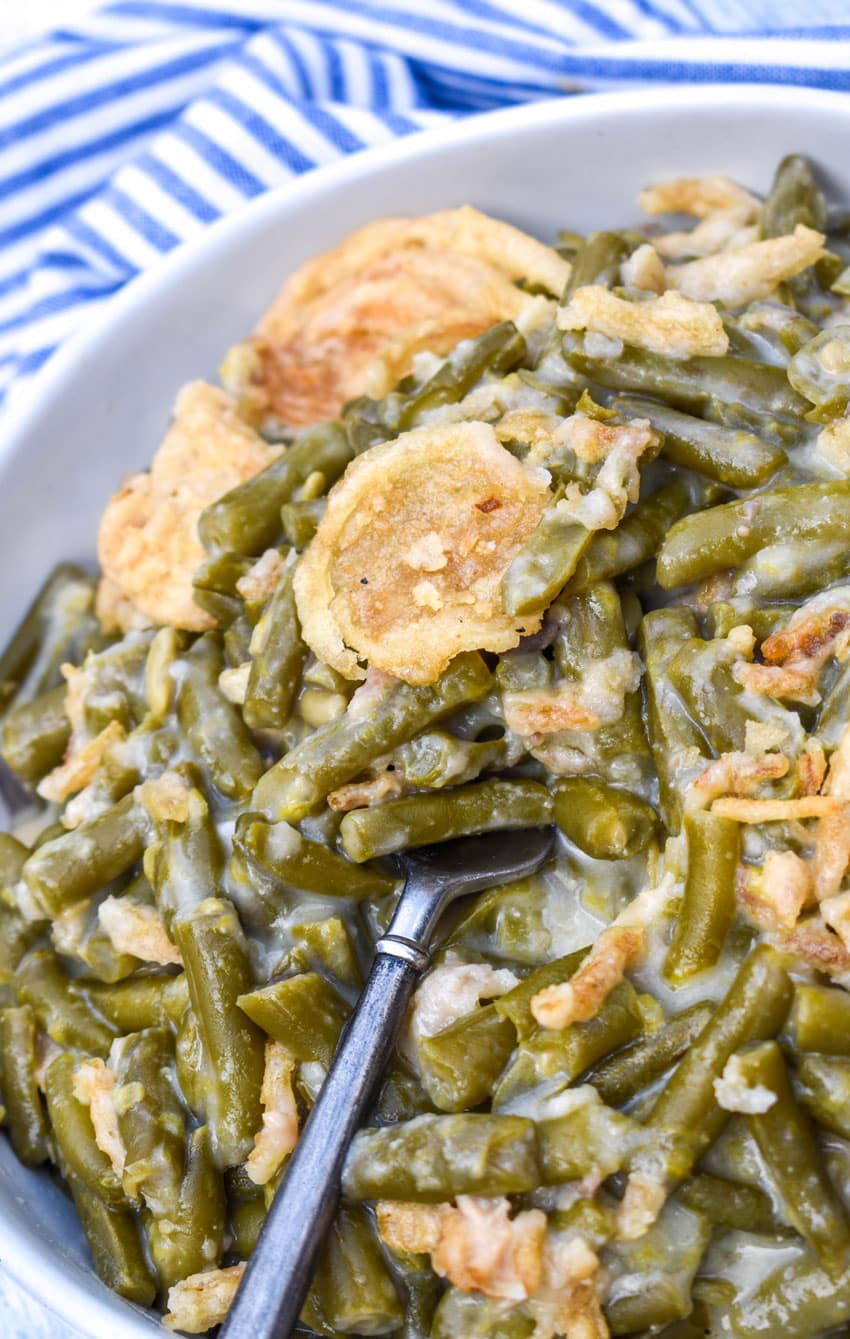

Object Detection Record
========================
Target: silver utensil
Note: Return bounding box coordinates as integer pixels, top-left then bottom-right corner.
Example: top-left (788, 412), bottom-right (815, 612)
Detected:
top-left (221, 825), bottom-right (555, 1339)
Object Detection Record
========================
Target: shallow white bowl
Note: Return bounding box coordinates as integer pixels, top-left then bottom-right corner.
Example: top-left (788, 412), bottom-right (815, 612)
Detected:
top-left (3, 83), bottom-right (850, 1338)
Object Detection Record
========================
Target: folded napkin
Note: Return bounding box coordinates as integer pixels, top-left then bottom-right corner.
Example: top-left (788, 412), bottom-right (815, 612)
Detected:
top-left (1, 0), bottom-right (850, 412)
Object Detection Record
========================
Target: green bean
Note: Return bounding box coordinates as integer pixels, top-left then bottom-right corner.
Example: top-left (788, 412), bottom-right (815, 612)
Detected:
top-left (552, 778), bottom-right (657, 860)
top-left (502, 507), bottom-right (592, 618)
top-left (280, 497), bottom-right (325, 549)
top-left (634, 946), bottom-right (792, 1192)
top-left (444, 876), bottom-right (552, 967)
top-left (199, 419), bottom-right (353, 555)
top-left (554, 583), bottom-right (652, 790)
top-left (0, 564), bottom-right (100, 718)
top-left (173, 898), bottom-right (265, 1167)
top-left (1, 683), bottom-right (70, 782)
top-left (668, 635), bottom-right (753, 754)
top-left (638, 608), bottom-right (706, 833)
top-left (85, 972), bottom-right (183, 1034)
top-left (65, 1170), bottom-right (156, 1306)
top-left (177, 634), bottom-right (263, 800)
top-left (224, 610), bottom-right (254, 666)
top-left (146, 771), bottom-right (224, 933)
top-left (0, 902), bottom-right (39, 1002)
top-left (587, 1001), bottom-right (714, 1108)
top-left (417, 1004), bottom-right (516, 1112)
top-left (657, 481), bottom-right (850, 589)
top-left (235, 810), bottom-right (397, 903)
top-left (0, 1006), bottom-right (48, 1165)
top-left (731, 533), bottom-right (850, 601)
top-left (237, 971), bottom-right (349, 1066)
top-left (16, 951), bottom-right (117, 1054)
top-left (786, 325), bottom-right (850, 421)
top-left (679, 1171), bottom-right (788, 1236)
top-left (787, 981), bottom-right (850, 1055)
top-left (50, 892), bottom-right (139, 985)
top-left (70, 635), bottom-right (154, 735)
top-left (605, 1201), bottom-right (711, 1335)
top-left (146, 1124), bottom-right (226, 1291)
top-left (0, 831), bottom-right (28, 889)
top-left (174, 994), bottom-right (210, 1125)
top-left (734, 1040), bottom-right (850, 1273)
top-left (22, 794), bottom-right (148, 918)
top-left (384, 1247), bottom-right (441, 1339)
top-left (253, 652), bottom-right (493, 821)
top-left (566, 231), bottom-right (632, 296)
top-left (288, 916), bottom-right (362, 991)
top-left (339, 778), bottom-right (553, 863)
top-left (537, 1086), bottom-right (636, 1184)
top-left (431, 1289), bottom-right (533, 1339)
top-left (494, 980), bottom-right (644, 1107)
top-left (494, 949), bottom-right (592, 1039)
top-left (395, 729), bottom-right (520, 791)
top-left (705, 600), bottom-right (796, 641)
top-left (795, 1054), bottom-right (850, 1139)
top-left (563, 330), bottom-right (807, 422)
top-left (227, 1164), bottom-right (266, 1258)
top-left (664, 811), bottom-right (739, 985)
top-left (111, 1027), bottom-right (185, 1215)
top-left (610, 395), bottom-right (785, 487)
top-left (342, 1112), bottom-right (540, 1202)
top-left (301, 1204), bottom-right (404, 1337)
top-left (761, 154), bottom-right (828, 314)
top-left (564, 478), bottom-right (691, 594)
top-left (243, 559), bottom-right (307, 729)
top-left (192, 551), bottom-right (253, 626)
top-left (728, 1250), bottom-right (850, 1339)
top-left (43, 1053), bottom-right (125, 1205)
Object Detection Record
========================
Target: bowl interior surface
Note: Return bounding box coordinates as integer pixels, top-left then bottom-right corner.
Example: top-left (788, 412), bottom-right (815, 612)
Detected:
top-left (2, 84), bottom-right (850, 1338)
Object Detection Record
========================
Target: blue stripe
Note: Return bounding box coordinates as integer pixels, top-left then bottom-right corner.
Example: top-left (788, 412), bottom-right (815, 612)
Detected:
top-left (65, 216), bottom-right (137, 276)
top-left (136, 151), bottom-right (219, 222)
top-left (459, 0), bottom-right (632, 42)
top-left (0, 107), bottom-right (175, 205)
top-left (0, 271), bottom-right (29, 300)
top-left (104, 2), bottom-right (265, 30)
top-left (627, 0), bottom-right (690, 32)
top-left (102, 185), bottom-right (181, 250)
top-left (0, 39), bottom-right (234, 151)
top-left (239, 52), bottom-right (366, 154)
top-left (267, 29), bottom-right (312, 99)
top-left (206, 87), bottom-right (316, 173)
top-left (14, 346), bottom-right (57, 378)
top-left (0, 186), bottom-right (99, 251)
top-left (0, 43), bottom-right (117, 102)
top-left (175, 121), bottom-right (265, 196)
top-left (368, 50), bottom-right (390, 108)
top-left (0, 285), bottom-right (112, 338)
top-left (323, 39), bottom-right (347, 102)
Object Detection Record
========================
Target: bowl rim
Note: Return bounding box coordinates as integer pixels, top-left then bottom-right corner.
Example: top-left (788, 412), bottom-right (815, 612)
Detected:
top-left (3, 79), bottom-right (850, 1338)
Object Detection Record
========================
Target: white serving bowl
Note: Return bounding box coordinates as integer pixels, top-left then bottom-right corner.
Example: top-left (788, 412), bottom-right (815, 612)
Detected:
top-left (2, 83), bottom-right (850, 1338)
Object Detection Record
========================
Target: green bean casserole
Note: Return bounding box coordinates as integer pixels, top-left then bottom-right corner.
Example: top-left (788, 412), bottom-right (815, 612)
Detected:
top-left (4, 154), bottom-right (850, 1337)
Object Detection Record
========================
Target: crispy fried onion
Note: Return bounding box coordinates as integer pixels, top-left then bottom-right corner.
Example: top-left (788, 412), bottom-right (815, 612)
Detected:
top-left (37, 718), bottom-right (126, 805)
top-left (97, 382), bottom-right (276, 632)
top-left (714, 1054), bottom-right (777, 1115)
top-left (73, 1058), bottom-right (125, 1176)
top-left (377, 1196), bottom-right (547, 1301)
top-left (531, 874), bottom-right (673, 1031)
top-left (236, 548), bottom-right (286, 606)
top-left (620, 243), bottom-right (666, 294)
top-left (686, 749), bottom-right (790, 811)
top-left (531, 926), bottom-right (643, 1031)
top-left (772, 916), bottom-right (850, 986)
top-left (665, 224), bottom-right (826, 307)
top-left (245, 1041), bottom-right (299, 1186)
top-left (547, 416), bottom-right (658, 535)
top-left (503, 651), bottom-right (641, 740)
top-left (98, 895), bottom-right (182, 966)
top-left (294, 421), bottom-right (550, 684)
top-left (637, 175), bottom-right (760, 263)
top-left (136, 769), bottom-right (199, 824)
top-left (407, 962), bottom-right (519, 1053)
top-left (736, 851), bottom-right (813, 933)
top-left (712, 795), bottom-right (843, 822)
top-left (557, 286), bottom-right (728, 359)
top-left (164, 1264), bottom-right (246, 1333)
top-left (734, 604), bottom-right (850, 706)
top-left (226, 208), bottom-right (569, 427)
top-left (813, 723), bottom-right (850, 902)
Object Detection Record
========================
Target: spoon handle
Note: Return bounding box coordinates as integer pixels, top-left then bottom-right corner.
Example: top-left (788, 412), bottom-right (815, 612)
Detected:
top-left (221, 943), bottom-right (425, 1339)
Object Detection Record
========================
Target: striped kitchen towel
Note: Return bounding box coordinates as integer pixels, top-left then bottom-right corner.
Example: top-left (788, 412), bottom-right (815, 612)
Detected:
top-left (1, 0), bottom-right (850, 413)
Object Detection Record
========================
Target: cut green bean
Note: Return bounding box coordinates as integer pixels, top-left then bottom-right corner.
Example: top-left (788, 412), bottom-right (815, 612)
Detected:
top-left (679, 1171), bottom-right (788, 1236)
top-left (417, 1003), bottom-right (516, 1112)
top-left (300, 1204), bottom-right (404, 1337)
top-left (734, 1039), bottom-right (850, 1274)
top-left (146, 1124), bottom-right (226, 1291)
top-left (43, 1053), bottom-right (125, 1205)
top-left (611, 395), bottom-right (785, 487)
top-left (243, 558), bottom-right (307, 729)
top-left (253, 652), bottom-right (493, 821)
top-left (564, 478), bottom-right (691, 593)
top-left (340, 778), bottom-right (553, 863)
top-left (65, 1169), bottom-right (156, 1306)
top-left (173, 898), bottom-right (265, 1167)
top-left (22, 793), bottom-right (148, 918)
top-left (638, 608), bottom-right (706, 833)
top-left (787, 981), bottom-right (850, 1056)
top-left (664, 811), bottom-right (739, 985)
top-left (1, 683), bottom-right (70, 783)
top-left (552, 777), bottom-right (657, 860)
top-left (16, 950), bottom-right (117, 1054)
top-left (0, 1005), bottom-right (48, 1165)
top-left (280, 497), bottom-right (325, 549)
top-left (192, 551), bottom-right (253, 627)
top-left (587, 1001), bottom-right (714, 1108)
top-left (199, 419), bottom-right (352, 555)
top-left (343, 1112), bottom-right (540, 1202)
top-left (177, 634), bottom-right (263, 800)
top-left (237, 971), bottom-right (349, 1066)
top-left (111, 1027), bottom-right (185, 1215)
top-left (795, 1054), bottom-right (850, 1139)
top-left (234, 813), bottom-right (398, 901)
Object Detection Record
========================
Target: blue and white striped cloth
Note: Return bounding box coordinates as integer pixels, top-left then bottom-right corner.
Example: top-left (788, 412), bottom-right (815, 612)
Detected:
top-left (2, 0), bottom-right (850, 414)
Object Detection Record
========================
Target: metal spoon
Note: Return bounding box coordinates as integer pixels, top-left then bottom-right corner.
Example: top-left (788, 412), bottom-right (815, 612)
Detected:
top-left (221, 825), bottom-right (555, 1339)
